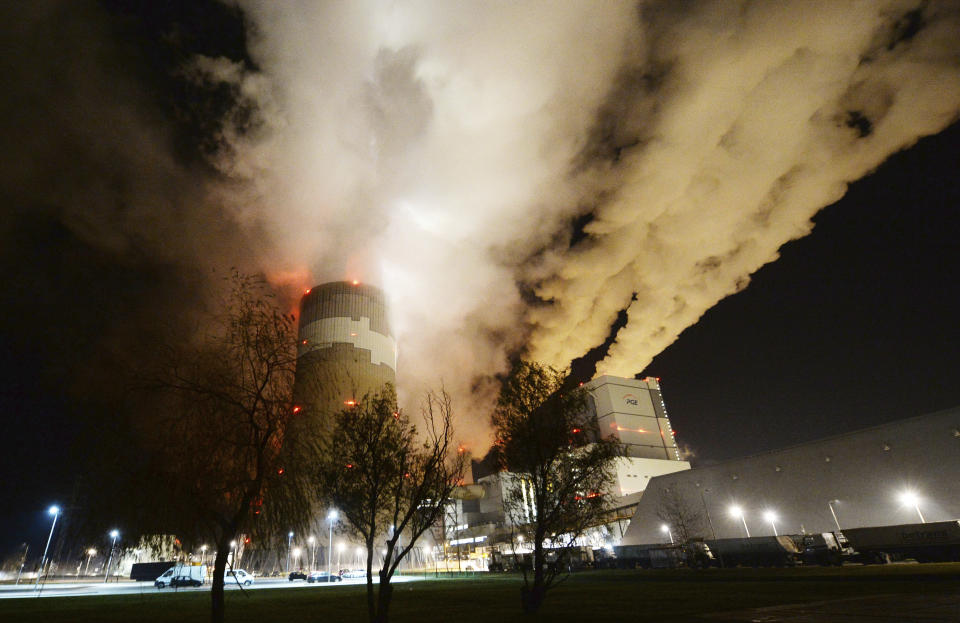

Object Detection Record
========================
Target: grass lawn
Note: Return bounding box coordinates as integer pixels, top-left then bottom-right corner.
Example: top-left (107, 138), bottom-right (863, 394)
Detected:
top-left (1, 564), bottom-right (958, 622)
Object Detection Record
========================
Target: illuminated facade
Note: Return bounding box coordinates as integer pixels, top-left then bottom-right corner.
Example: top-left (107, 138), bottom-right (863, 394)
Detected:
top-left (294, 281), bottom-right (397, 421)
top-left (584, 376), bottom-right (690, 497)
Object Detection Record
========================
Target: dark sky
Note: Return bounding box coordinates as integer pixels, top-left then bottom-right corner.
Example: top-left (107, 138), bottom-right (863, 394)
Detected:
top-left (2, 1), bottom-right (959, 561)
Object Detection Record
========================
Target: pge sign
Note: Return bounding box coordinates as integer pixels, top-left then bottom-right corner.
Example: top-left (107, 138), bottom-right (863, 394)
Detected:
top-left (623, 394), bottom-right (639, 406)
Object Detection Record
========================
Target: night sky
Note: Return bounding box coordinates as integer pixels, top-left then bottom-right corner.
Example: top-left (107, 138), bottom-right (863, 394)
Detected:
top-left (2, 1), bottom-right (959, 561)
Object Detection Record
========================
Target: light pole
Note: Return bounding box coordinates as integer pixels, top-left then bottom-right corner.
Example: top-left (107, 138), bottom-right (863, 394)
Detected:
top-left (729, 505), bottom-right (750, 537)
top-left (696, 485), bottom-right (718, 539)
top-left (103, 530), bottom-right (119, 584)
top-left (200, 545), bottom-right (207, 566)
top-left (308, 536), bottom-right (316, 571)
top-left (34, 506), bottom-right (60, 591)
top-left (292, 547), bottom-right (302, 571)
top-left (827, 500), bottom-right (842, 532)
top-left (327, 510), bottom-right (338, 579)
top-left (287, 531), bottom-right (293, 573)
top-left (355, 546), bottom-right (364, 570)
top-left (763, 510), bottom-right (779, 536)
top-left (898, 491), bottom-right (926, 523)
top-left (660, 524), bottom-right (674, 544)
top-left (84, 549), bottom-right (96, 577)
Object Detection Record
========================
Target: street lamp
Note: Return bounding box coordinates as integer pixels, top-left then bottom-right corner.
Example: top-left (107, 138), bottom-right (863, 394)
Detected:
top-left (898, 490), bottom-right (926, 523)
top-left (200, 545), bottom-right (207, 566)
top-left (827, 500), bottom-right (843, 532)
top-left (729, 505), bottom-right (750, 537)
top-left (84, 549), bottom-right (96, 577)
top-left (292, 547), bottom-right (302, 570)
top-left (287, 531), bottom-right (294, 573)
top-left (103, 529), bottom-right (119, 584)
top-left (763, 510), bottom-right (779, 536)
top-left (327, 510), bottom-right (338, 580)
top-left (355, 546), bottom-right (364, 569)
top-left (34, 506), bottom-right (60, 591)
top-left (660, 523), bottom-right (674, 544)
top-left (308, 536), bottom-right (316, 571)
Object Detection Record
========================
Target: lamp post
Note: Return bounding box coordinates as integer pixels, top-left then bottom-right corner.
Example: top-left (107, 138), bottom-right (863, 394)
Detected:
top-left (660, 524), bottom-right (674, 544)
top-left (827, 500), bottom-right (842, 532)
top-left (308, 536), bottom-right (316, 571)
top-left (287, 531), bottom-right (293, 573)
top-left (355, 546), bottom-right (364, 570)
top-left (763, 510), bottom-right (779, 536)
top-left (292, 547), bottom-right (302, 571)
top-left (327, 510), bottom-right (338, 580)
top-left (898, 491), bottom-right (926, 523)
top-left (34, 506), bottom-right (60, 591)
top-left (103, 530), bottom-right (119, 584)
top-left (729, 505), bottom-right (750, 537)
top-left (695, 484), bottom-right (718, 539)
top-left (84, 549), bottom-right (96, 577)
top-left (200, 545), bottom-right (207, 566)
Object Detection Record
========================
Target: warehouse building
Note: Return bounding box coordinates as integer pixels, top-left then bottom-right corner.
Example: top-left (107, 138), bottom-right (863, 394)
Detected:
top-left (621, 406), bottom-right (960, 546)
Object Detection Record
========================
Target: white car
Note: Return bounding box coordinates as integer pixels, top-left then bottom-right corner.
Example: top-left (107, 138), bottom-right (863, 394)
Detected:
top-left (342, 569), bottom-right (366, 579)
top-left (225, 569), bottom-right (254, 586)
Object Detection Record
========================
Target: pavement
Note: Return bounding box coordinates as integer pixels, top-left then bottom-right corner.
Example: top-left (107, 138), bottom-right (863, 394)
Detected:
top-left (0, 575), bottom-right (416, 599)
top-left (702, 592), bottom-right (960, 622)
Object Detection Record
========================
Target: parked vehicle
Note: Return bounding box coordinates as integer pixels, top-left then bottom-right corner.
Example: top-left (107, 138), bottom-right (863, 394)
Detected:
top-left (705, 536), bottom-right (800, 567)
top-left (155, 564), bottom-right (207, 588)
top-left (131, 561), bottom-right (176, 582)
top-left (341, 569), bottom-right (366, 579)
top-left (225, 569), bottom-right (254, 586)
top-left (307, 571), bottom-right (342, 583)
top-left (842, 520), bottom-right (960, 564)
top-left (288, 570), bottom-right (307, 581)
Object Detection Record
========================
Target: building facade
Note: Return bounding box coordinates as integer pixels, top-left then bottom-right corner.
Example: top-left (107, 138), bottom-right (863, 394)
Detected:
top-left (621, 407), bottom-right (960, 546)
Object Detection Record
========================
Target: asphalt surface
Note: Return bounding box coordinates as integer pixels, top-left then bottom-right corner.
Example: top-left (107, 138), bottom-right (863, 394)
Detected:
top-left (0, 575), bottom-right (416, 599)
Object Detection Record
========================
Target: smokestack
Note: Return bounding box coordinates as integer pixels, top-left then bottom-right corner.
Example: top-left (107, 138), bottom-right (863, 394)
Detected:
top-left (294, 281), bottom-right (397, 421)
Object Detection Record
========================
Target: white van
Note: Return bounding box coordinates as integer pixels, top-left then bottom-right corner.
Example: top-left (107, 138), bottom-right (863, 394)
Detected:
top-left (225, 569), bottom-right (254, 586)
top-left (155, 564), bottom-right (207, 588)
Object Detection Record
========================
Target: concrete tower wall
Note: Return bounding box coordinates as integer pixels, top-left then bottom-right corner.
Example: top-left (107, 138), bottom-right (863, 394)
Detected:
top-left (294, 281), bottom-right (397, 419)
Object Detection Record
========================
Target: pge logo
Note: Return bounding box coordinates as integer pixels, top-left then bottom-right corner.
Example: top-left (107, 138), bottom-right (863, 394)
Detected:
top-left (623, 394), bottom-right (639, 406)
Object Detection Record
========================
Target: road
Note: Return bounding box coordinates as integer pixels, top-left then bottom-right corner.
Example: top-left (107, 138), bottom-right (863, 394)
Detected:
top-left (0, 575), bottom-right (418, 600)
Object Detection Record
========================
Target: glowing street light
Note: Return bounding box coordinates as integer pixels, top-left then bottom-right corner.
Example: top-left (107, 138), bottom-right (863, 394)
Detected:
top-left (898, 490), bottom-right (926, 523)
top-left (84, 549), bottom-right (96, 577)
top-left (660, 523), bottom-right (674, 544)
top-left (327, 510), bottom-right (338, 580)
top-left (103, 529), bottom-right (119, 584)
top-left (729, 505), bottom-right (750, 537)
top-left (200, 544), bottom-right (207, 566)
top-left (763, 510), bottom-right (779, 536)
top-left (287, 531), bottom-right (294, 573)
top-left (292, 547), bottom-right (302, 570)
top-left (35, 506), bottom-right (60, 591)
top-left (827, 500), bottom-right (843, 532)
top-left (308, 536), bottom-right (316, 571)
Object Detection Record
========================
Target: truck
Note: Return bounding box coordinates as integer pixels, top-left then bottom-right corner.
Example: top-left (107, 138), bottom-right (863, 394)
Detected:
top-left (841, 520), bottom-right (960, 564)
top-left (705, 536), bottom-right (800, 567)
top-left (155, 563), bottom-right (207, 588)
top-left (612, 541), bottom-right (714, 569)
top-left (130, 561), bottom-right (176, 582)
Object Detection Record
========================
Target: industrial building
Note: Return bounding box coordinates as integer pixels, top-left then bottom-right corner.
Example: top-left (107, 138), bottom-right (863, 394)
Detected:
top-left (293, 281), bottom-right (397, 420)
top-left (621, 406), bottom-right (960, 546)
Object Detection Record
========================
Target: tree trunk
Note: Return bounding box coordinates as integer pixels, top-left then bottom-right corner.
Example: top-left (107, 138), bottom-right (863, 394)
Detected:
top-left (210, 540), bottom-right (230, 623)
top-left (365, 541), bottom-right (376, 623)
top-left (373, 577), bottom-right (394, 623)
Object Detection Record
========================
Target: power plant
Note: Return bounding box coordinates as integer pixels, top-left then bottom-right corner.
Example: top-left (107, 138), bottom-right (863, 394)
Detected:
top-left (294, 281), bottom-right (397, 421)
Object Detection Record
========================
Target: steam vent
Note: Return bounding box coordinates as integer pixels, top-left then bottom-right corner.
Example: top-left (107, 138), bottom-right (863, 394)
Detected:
top-left (294, 281), bottom-right (397, 421)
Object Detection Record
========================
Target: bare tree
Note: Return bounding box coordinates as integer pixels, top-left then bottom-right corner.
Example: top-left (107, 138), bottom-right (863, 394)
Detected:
top-left (656, 486), bottom-right (706, 544)
top-left (83, 272), bottom-right (315, 623)
top-left (316, 386), bottom-right (466, 623)
top-left (492, 361), bottom-right (622, 614)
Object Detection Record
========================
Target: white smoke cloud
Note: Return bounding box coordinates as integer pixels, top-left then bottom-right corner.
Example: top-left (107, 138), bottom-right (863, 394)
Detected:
top-left (204, 0), bottom-right (960, 447)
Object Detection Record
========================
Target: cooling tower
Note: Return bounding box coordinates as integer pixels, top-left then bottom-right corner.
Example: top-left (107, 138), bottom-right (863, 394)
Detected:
top-left (294, 281), bottom-right (397, 421)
